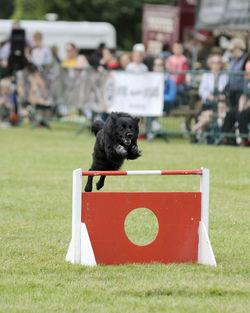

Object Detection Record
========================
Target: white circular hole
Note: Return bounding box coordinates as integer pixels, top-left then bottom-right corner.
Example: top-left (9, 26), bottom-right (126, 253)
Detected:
top-left (124, 207), bottom-right (159, 246)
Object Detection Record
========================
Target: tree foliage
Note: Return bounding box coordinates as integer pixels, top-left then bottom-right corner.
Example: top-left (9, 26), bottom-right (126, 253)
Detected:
top-left (12, 0), bottom-right (51, 20)
top-left (12, 0), bottom-right (173, 50)
top-left (0, 0), bottom-right (14, 19)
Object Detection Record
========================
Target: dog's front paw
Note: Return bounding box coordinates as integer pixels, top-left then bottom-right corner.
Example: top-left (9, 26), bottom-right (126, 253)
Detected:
top-left (115, 144), bottom-right (128, 157)
top-left (131, 145), bottom-right (141, 156)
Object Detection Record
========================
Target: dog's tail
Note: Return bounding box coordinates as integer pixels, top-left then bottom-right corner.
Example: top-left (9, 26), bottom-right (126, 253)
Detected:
top-left (91, 119), bottom-right (104, 136)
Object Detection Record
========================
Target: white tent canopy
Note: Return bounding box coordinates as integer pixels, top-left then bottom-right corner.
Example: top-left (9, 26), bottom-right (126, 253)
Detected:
top-left (0, 19), bottom-right (116, 59)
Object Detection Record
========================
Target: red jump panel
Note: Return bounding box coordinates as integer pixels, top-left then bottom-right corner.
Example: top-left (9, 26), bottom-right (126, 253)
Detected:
top-left (81, 192), bottom-right (201, 265)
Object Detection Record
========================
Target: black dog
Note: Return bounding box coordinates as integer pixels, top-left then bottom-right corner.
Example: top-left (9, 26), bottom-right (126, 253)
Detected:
top-left (84, 112), bottom-right (141, 192)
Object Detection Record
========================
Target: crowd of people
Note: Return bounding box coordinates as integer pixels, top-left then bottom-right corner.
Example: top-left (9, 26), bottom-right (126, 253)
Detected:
top-left (0, 22), bottom-right (249, 146)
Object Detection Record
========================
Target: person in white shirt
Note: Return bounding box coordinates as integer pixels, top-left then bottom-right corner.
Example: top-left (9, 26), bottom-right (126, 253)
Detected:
top-left (198, 56), bottom-right (228, 108)
top-left (31, 31), bottom-right (52, 67)
top-left (191, 54), bottom-right (229, 141)
top-left (126, 50), bottom-right (148, 72)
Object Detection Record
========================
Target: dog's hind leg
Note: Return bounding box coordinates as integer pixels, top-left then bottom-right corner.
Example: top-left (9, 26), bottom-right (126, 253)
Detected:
top-left (96, 175), bottom-right (106, 190)
top-left (85, 175), bottom-right (93, 192)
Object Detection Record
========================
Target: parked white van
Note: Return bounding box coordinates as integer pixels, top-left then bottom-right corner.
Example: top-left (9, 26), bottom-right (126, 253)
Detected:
top-left (0, 19), bottom-right (116, 59)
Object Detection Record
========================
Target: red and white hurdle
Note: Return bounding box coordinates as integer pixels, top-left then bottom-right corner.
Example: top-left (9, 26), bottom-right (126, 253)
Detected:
top-left (66, 168), bottom-right (216, 266)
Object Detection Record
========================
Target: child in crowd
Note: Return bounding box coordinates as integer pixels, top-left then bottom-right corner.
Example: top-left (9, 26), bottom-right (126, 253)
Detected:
top-left (166, 42), bottom-right (188, 90)
top-left (126, 50), bottom-right (148, 72)
top-left (31, 31), bottom-right (52, 67)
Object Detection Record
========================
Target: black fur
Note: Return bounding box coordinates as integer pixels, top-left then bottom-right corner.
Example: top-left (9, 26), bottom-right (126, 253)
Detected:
top-left (85, 112), bottom-right (141, 192)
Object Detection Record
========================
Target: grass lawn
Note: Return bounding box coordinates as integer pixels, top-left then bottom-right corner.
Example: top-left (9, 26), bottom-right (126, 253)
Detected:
top-left (0, 123), bottom-right (249, 313)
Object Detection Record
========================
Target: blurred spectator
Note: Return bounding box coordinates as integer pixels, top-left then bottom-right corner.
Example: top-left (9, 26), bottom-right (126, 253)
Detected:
top-left (27, 65), bottom-right (51, 128)
top-left (89, 42), bottom-right (105, 68)
top-left (0, 40), bottom-right (9, 64)
top-left (118, 52), bottom-right (131, 70)
top-left (62, 43), bottom-right (78, 68)
top-left (204, 46), bottom-right (223, 69)
top-left (0, 78), bottom-right (12, 126)
top-left (0, 21), bottom-right (20, 61)
top-left (159, 42), bottom-right (172, 60)
top-left (124, 45), bottom-right (148, 138)
top-left (152, 57), bottom-right (164, 72)
top-left (132, 43), bottom-right (153, 70)
top-left (166, 42), bottom-right (189, 107)
top-left (191, 100), bottom-right (228, 142)
top-left (126, 50), bottom-right (148, 72)
top-left (191, 54), bottom-right (229, 142)
top-left (31, 31), bottom-right (52, 67)
top-left (149, 58), bottom-right (176, 135)
top-left (61, 43), bottom-right (89, 69)
top-left (76, 54), bottom-right (90, 69)
top-left (166, 42), bottom-right (188, 88)
top-left (237, 64), bottom-right (250, 146)
top-left (50, 45), bottom-right (61, 64)
top-left (186, 32), bottom-right (216, 70)
top-left (222, 55), bottom-right (250, 146)
top-left (219, 35), bottom-right (231, 63)
top-left (0, 22), bottom-right (24, 61)
top-left (227, 38), bottom-right (248, 108)
top-left (98, 47), bottom-right (119, 71)
top-left (198, 54), bottom-right (228, 111)
top-left (153, 57), bottom-right (177, 114)
top-left (96, 47), bottom-right (119, 120)
top-left (0, 21), bottom-right (31, 71)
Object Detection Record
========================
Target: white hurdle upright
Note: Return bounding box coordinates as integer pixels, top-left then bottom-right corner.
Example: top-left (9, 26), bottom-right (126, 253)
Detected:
top-left (66, 167), bottom-right (216, 266)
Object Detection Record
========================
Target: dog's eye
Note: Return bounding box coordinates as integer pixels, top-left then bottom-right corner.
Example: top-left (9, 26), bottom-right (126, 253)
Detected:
top-left (129, 125), bottom-right (133, 130)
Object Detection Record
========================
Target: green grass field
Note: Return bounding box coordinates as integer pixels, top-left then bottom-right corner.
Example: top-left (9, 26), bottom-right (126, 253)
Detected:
top-left (0, 123), bottom-right (249, 313)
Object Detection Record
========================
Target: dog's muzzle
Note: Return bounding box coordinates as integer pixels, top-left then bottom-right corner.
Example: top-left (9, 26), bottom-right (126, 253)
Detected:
top-left (122, 133), bottom-right (133, 146)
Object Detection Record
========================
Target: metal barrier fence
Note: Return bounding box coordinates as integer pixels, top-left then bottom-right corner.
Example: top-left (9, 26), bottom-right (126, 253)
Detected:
top-left (0, 65), bottom-right (249, 145)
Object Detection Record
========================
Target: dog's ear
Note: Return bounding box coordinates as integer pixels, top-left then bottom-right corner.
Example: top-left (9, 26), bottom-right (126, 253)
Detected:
top-left (111, 112), bottom-right (118, 120)
top-left (134, 117), bottom-right (140, 124)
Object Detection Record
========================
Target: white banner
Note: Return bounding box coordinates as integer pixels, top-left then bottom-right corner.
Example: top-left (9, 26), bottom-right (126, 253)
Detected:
top-left (17, 67), bottom-right (165, 116)
top-left (103, 71), bottom-right (164, 117)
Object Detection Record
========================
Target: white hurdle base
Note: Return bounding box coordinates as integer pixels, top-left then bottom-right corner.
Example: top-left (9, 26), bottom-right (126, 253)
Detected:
top-left (198, 222), bottom-right (217, 266)
top-left (66, 222), bottom-right (96, 266)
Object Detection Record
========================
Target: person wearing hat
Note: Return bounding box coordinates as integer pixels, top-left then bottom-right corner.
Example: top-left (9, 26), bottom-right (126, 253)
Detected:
top-left (126, 44), bottom-right (148, 72)
top-left (227, 37), bottom-right (248, 108)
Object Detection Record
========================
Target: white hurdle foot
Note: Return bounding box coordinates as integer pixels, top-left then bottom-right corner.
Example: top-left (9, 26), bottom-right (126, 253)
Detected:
top-left (198, 221), bottom-right (216, 266)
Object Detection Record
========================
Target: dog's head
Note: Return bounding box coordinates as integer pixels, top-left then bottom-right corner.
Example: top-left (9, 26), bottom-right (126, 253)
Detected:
top-left (110, 112), bottom-right (139, 147)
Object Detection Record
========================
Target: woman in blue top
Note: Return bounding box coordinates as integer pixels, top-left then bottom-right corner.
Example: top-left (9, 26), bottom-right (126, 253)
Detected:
top-left (163, 72), bottom-right (177, 114)
top-left (153, 58), bottom-right (177, 114)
